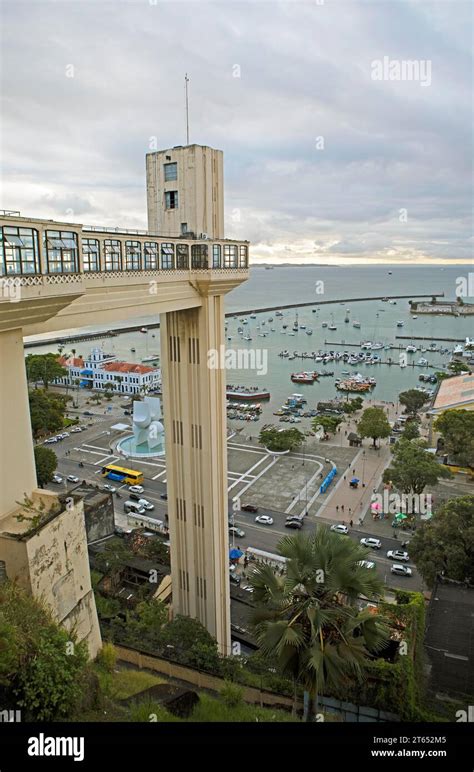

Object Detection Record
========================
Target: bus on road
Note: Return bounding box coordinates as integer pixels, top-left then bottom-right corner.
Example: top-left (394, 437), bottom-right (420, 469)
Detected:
top-left (101, 464), bottom-right (144, 485)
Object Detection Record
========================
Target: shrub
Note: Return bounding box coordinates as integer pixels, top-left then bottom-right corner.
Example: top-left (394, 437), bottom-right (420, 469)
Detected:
top-left (97, 642), bottom-right (117, 673)
top-left (220, 680), bottom-right (244, 708)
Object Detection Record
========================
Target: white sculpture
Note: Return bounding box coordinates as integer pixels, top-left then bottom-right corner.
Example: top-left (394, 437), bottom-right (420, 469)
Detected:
top-left (133, 396), bottom-right (165, 452)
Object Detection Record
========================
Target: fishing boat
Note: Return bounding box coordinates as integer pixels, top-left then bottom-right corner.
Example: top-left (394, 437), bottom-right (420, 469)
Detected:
top-left (243, 335), bottom-right (252, 341)
top-left (322, 322), bottom-right (328, 328)
top-left (250, 313), bottom-right (257, 319)
top-left (371, 342), bottom-right (384, 350)
top-left (406, 344), bottom-right (417, 353)
top-left (412, 315), bottom-right (418, 319)
top-left (417, 358), bottom-right (428, 366)
top-left (282, 324), bottom-right (288, 329)
top-left (130, 347), bottom-right (136, 353)
top-left (275, 310), bottom-right (283, 317)
top-left (140, 327), bottom-right (148, 333)
top-left (291, 371), bottom-right (317, 384)
top-left (300, 324), bottom-right (306, 330)
top-left (306, 329), bottom-right (313, 335)
top-left (292, 313), bottom-right (299, 332)
top-left (397, 320), bottom-right (404, 327)
top-left (353, 321), bottom-right (361, 329)
top-left (328, 314), bottom-right (337, 331)
top-left (142, 354), bottom-right (160, 363)
top-left (237, 327), bottom-right (244, 334)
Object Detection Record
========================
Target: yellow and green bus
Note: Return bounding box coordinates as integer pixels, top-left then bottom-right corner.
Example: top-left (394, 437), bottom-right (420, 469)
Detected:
top-left (101, 463), bottom-right (144, 485)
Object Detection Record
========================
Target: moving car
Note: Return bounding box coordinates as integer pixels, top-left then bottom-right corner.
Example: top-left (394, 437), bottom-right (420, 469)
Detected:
top-left (387, 550), bottom-right (410, 562)
top-left (83, 411), bottom-right (94, 416)
top-left (242, 504), bottom-right (259, 513)
top-left (102, 484), bottom-right (117, 493)
top-left (67, 475), bottom-right (80, 483)
top-left (51, 474), bottom-right (63, 484)
top-left (330, 524), bottom-right (349, 535)
top-left (129, 484), bottom-right (144, 494)
top-left (136, 498), bottom-right (154, 511)
top-left (391, 564), bottom-right (412, 577)
top-left (124, 501), bottom-right (146, 515)
top-left (255, 515), bottom-right (273, 525)
top-left (229, 526), bottom-right (245, 538)
top-left (70, 426), bottom-right (83, 433)
top-left (285, 520), bottom-right (302, 529)
top-left (160, 493), bottom-right (168, 500)
top-left (360, 537), bottom-right (382, 550)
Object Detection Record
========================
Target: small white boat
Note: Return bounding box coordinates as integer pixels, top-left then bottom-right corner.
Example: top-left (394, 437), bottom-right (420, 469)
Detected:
top-left (306, 329), bottom-right (313, 335)
top-left (397, 320), bottom-right (404, 327)
top-left (417, 358), bottom-right (428, 366)
top-left (322, 322), bottom-right (328, 328)
top-left (328, 324), bottom-right (337, 331)
top-left (353, 321), bottom-right (361, 329)
top-left (406, 345), bottom-right (417, 353)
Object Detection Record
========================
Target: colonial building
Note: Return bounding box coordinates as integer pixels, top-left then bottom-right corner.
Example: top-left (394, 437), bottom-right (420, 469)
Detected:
top-left (56, 346), bottom-right (161, 395)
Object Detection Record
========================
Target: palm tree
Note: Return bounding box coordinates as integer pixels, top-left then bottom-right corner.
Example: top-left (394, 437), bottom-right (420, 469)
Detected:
top-left (249, 527), bottom-right (389, 721)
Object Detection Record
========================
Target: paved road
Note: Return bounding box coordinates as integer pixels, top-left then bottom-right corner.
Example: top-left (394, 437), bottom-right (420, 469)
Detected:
top-left (47, 414), bottom-right (424, 593)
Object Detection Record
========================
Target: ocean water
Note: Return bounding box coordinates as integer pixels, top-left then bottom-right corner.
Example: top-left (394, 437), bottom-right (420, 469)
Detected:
top-left (26, 264), bottom-right (473, 421)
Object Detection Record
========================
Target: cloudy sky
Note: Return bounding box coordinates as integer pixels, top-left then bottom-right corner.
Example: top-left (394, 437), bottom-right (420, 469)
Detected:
top-left (1, 0), bottom-right (472, 264)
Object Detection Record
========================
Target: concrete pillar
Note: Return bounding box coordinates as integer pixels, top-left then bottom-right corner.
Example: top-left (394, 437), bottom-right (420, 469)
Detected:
top-left (0, 328), bottom-right (37, 516)
top-left (160, 295), bottom-right (231, 654)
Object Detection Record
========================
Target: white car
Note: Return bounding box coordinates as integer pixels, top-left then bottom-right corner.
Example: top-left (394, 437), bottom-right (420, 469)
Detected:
top-left (129, 485), bottom-right (144, 494)
top-left (330, 524), bottom-right (349, 535)
top-left (137, 498), bottom-right (154, 511)
top-left (70, 427), bottom-right (82, 433)
top-left (67, 475), bottom-right (80, 483)
top-left (51, 474), bottom-right (63, 484)
top-left (255, 515), bottom-right (273, 525)
top-left (391, 564), bottom-right (412, 577)
top-left (102, 484), bottom-right (116, 493)
top-left (44, 437), bottom-right (58, 444)
top-left (357, 560), bottom-right (375, 569)
top-left (387, 550), bottom-right (410, 562)
top-left (360, 537), bottom-right (382, 550)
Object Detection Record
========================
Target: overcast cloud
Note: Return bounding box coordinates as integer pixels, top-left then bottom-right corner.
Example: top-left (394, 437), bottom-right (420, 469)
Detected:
top-left (1, 0), bottom-right (472, 264)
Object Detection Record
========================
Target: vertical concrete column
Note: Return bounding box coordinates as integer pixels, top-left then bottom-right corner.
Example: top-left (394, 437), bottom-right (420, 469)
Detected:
top-left (160, 294), bottom-right (231, 654)
top-left (0, 328), bottom-right (37, 517)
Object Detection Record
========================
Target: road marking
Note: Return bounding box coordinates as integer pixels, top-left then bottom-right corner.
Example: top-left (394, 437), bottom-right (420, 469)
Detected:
top-left (152, 470), bottom-right (167, 480)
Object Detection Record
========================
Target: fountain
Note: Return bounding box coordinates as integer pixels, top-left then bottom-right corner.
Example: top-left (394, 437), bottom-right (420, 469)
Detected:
top-left (116, 396), bottom-right (165, 458)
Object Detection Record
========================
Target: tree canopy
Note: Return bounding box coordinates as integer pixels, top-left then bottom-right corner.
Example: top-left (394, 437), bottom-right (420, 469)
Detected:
top-left (259, 426), bottom-right (305, 452)
top-left (398, 389), bottom-right (429, 416)
top-left (401, 421), bottom-right (420, 441)
top-left (409, 495), bottom-right (474, 587)
top-left (357, 407), bottom-right (391, 447)
top-left (312, 415), bottom-right (342, 435)
top-left (29, 389), bottom-right (68, 439)
top-left (383, 439), bottom-right (452, 495)
top-left (25, 354), bottom-right (67, 390)
top-left (249, 528), bottom-right (389, 721)
top-left (34, 445), bottom-right (57, 488)
top-left (434, 409), bottom-right (474, 468)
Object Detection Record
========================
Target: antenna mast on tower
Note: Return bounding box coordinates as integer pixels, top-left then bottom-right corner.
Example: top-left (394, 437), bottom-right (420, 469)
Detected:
top-left (185, 73), bottom-right (190, 145)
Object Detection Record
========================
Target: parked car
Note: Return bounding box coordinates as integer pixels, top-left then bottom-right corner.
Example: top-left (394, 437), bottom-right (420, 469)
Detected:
top-left (255, 515), bottom-right (273, 525)
top-left (114, 526), bottom-right (132, 537)
top-left (102, 484), bottom-right (117, 493)
top-left (229, 526), bottom-right (245, 538)
top-left (67, 475), bottom-right (80, 484)
top-left (70, 427), bottom-right (82, 433)
top-left (129, 484), bottom-right (144, 494)
top-left (360, 537), bottom-right (382, 550)
top-left (387, 550), bottom-right (410, 562)
top-left (230, 573), bottom-right (241, 586)
top-left (83, 411), bottom-right (94, 416)
top-left (391, 564), bottom-right (412, 577)
top-left (44, 437), bottom-right (58, 444)
top-left (330, 524), bottom-right (349, 535)
top-left (242, 504), bottom-right (258, 513)
top-left (51, 474), bottom-right (63, 484)
top-left (285, 520), bottom-right (302, 529)
top-left (357, 560), bottom-right (375, 569)
top-left (58, 432), bottom-right (69, 438)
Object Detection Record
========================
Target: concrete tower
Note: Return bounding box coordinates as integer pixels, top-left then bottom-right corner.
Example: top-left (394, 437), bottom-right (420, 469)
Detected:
top-left (146, 145), bottom-right (224, 239)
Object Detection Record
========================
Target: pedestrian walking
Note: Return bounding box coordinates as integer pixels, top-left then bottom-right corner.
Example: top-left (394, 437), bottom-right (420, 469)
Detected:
top-left (336, 505), bottom-right (339, 513)
top-left (352, 468), bottom-right (356, 474)
top-left (348, 507), bottom-right (352, 516)
top-left (350, 519), bottom-right (353, 528)
top-left (341, 504), bottom-right (344, 513)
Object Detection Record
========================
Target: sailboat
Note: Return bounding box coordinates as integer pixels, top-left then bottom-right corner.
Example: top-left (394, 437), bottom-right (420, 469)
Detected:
top-left (292, 312), bottom-right (299, 332)
top-left (328, 314), bottom-right (337, 331)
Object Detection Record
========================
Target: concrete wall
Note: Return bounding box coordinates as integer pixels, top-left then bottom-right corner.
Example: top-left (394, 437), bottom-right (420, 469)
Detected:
top-left (146, 145), bottom-right (224, 239)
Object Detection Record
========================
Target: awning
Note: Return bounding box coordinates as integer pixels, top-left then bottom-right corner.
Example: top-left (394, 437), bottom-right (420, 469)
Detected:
top-left (229, 548), bottom-right (243, 560)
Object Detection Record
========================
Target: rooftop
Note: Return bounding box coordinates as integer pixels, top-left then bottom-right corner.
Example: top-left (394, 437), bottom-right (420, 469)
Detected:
top-left (431, 373), bottom-right (474, 413)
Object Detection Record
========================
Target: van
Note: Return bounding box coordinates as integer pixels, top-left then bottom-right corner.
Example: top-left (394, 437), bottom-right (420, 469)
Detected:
top-left (124, 501), bottom-right (146, 515)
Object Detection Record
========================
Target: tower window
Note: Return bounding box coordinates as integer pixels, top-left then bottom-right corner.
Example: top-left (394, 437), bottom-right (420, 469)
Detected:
top-left (165, 191), bottom-right (178, 210)
top-left (164, 162), bottom-right (177, 181)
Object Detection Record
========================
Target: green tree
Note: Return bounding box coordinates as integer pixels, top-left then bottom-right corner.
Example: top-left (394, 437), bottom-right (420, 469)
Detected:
top-left (29, 389), bottom-right (68, 438)
top-left (259, 427), bottom-right (305, 452)
top-left (434, 409), bottom-right (474, 467)
top-left (312, 415), bottom-right (343, 435)
top-left (159, 615), bottom-right (221, 671)
top-left (409, 496), bottom-right (474, 587)
top-left (357, 407), bottom-right (391, 448)
top-left (250, 529), bottom-right (389, 721)
top-left (383, 439), bottom-right (452, 495)
top-left (33, 445), bottom-right (57, 488)
top-left (448, 361), bottom-right (469, 374)
top-left (402, 421), bottom-right (420, 441)
top-left (25, 354), bottom-right (67, 390)
top-left (90, 392), bottom-right (102, 405)
top-left (399, 389), bottom-right (429, 416)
